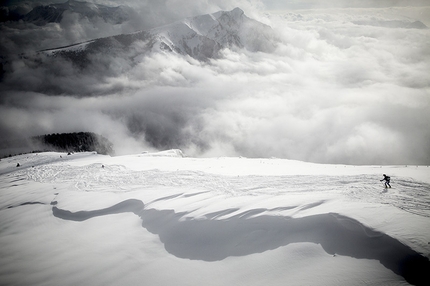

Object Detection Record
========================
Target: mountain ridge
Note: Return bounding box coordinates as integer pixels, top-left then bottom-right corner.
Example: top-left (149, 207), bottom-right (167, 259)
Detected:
top-left (41, 7), bottom-right (277, 62)
top-left (4, 0), bottom-right (132, 26)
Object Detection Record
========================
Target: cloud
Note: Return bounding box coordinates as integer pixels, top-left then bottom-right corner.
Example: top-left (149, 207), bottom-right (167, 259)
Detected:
top-left (262, 0), bottom-right (430, 10)
top-left (1, 2), bottom-right (429, 164)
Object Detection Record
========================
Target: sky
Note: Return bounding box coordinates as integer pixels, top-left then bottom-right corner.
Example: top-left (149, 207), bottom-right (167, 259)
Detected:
top-left (1, 0), bottom-right (430, 164)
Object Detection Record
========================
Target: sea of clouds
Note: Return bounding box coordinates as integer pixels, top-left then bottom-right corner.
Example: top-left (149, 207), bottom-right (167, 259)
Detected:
top-left (1, 0), bottom-right (429, 164)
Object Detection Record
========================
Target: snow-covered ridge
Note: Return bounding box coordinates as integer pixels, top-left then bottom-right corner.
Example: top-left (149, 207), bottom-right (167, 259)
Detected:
top-left (40, 40), bottom-right (94, 55)
top-left (148, 7), bottom-right (277, 58)
top-left (151, 7), bottom-right (275, 59)
top-left (41, 7), bottom-right (277, 61)
top-left (140, 149), bottom-right (185, 157)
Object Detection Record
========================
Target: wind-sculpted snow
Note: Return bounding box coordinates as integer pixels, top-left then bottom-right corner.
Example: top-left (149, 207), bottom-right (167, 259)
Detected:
top-left (53, 199), bottom-right (143, 221)
top-left (2, 153), bottom-right (430, 285)
top-left (23, 160), bottom-right (430, 218)
top-left (52, 199), bottom-right (430, 285)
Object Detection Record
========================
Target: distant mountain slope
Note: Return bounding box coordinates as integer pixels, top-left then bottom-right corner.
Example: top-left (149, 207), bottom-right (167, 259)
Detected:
top-left (42, 7), bottom-right (277, 62)
top-left (0, 8), bottom-right (278, 95)
top-left (8, 0), bottom-right (131, 26)
top-left (352, 20), bottom-right (428, 29)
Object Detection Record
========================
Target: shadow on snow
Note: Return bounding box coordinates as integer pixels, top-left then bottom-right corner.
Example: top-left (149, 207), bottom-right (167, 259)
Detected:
top-left (52, 198), bottom-right (430, 286)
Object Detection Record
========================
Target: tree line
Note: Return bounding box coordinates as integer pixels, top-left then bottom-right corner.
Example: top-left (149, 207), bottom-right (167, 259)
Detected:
top-left (0, 132), bottom-right (114, 158)
top-left (33, 132), bottom-right (114, 155)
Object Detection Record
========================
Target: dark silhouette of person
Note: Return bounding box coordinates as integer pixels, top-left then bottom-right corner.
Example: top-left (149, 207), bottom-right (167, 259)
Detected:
top-left (380, 174), bottom-right (391, 188)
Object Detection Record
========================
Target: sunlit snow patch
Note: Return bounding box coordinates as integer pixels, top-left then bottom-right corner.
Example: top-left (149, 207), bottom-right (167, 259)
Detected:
top-left (140, 149), bottom-right (185, 157)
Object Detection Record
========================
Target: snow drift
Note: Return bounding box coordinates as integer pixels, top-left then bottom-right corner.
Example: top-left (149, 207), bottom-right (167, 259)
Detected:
top-left (1, 151), bottom-right (429, 285)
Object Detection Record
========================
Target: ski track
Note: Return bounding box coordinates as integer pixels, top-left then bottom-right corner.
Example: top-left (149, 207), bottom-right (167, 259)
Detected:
top-left (19, 160), bottom-right (430, 218)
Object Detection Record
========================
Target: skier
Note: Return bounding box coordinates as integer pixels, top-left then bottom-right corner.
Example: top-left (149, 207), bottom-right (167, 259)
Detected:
top-left (380, 174), bottom-right (391, 188)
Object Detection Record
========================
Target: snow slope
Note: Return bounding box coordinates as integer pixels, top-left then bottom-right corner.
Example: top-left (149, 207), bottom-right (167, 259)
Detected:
top-left (0, 151), bottom-right (429, 285)
top-left (151, 7), bottom-right (276, 59)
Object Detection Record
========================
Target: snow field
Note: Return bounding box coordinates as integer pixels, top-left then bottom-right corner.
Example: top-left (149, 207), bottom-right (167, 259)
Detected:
top-left (0, 151), bottom-right (429, 285)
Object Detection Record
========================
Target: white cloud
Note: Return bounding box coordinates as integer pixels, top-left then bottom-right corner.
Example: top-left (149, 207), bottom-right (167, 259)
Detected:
top-left (1, 2), bottom-right (429, 164)
top-left (262, 0), bottom-right (430, 10)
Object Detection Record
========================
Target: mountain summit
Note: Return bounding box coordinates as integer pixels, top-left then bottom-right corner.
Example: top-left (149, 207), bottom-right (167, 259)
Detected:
top-left (151, 7), bottom-right (275, 59)
top-left (43, 8), bottom-right (277, 62)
